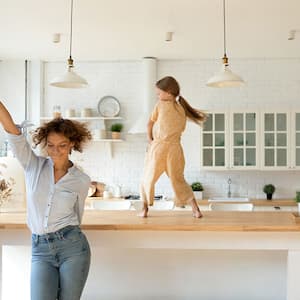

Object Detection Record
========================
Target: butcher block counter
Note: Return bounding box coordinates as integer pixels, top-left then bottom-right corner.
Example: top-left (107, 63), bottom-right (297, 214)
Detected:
top-left (0, 210), bottom-right (300, 231)
top-left (1, 210), bottom-right (300, 300)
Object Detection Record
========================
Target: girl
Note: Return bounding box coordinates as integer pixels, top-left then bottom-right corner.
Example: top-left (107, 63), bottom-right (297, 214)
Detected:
top-left (140, 76), bottom-right (206, 218)
top-left (0, 101), bottom-right (92, 300)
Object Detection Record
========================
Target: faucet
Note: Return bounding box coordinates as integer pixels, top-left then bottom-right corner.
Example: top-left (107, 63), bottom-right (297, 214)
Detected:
top-left (227, 177), bottom-right (232, 198)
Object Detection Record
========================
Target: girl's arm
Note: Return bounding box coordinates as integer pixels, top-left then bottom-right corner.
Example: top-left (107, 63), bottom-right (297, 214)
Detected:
top-left (147, 119), bottom-right (154, 143)
top-left (0, 101), bottom-right (20, 135)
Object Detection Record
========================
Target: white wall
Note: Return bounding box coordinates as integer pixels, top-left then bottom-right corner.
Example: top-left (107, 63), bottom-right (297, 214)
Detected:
top-left (3, 58), bottom-right (300, 199)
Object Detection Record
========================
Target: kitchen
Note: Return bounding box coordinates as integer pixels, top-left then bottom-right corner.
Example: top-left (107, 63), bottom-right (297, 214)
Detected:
top-left (1, 0), bottom-right (300, 299)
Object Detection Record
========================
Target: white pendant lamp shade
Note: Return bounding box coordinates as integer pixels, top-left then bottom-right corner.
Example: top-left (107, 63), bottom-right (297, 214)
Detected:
top-left (206, 58), bottom-right (244, 88)
top-left (50, 0), bottom-right (88, 89)
top-left (50, 60), bottom-right (88, 89)
top-left (206, 0), bottom-right (244, 88)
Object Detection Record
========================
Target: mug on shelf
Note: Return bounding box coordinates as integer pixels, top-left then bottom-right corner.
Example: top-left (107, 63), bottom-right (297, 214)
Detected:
top-left (65, 108), bottom-right (76, 118)
top-left (81, 108), bottom-right (93, 117)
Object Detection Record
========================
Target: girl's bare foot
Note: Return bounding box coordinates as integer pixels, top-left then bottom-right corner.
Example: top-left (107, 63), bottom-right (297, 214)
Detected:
top-left (137, 204), bottom-right (148, 218)
top-left (190, 198), bottom-right (203, 218)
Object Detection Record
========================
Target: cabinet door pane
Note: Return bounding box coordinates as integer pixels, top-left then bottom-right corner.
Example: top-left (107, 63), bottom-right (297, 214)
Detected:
top-left (277, 133), bottom-right (287, 147)
top-left (215, 114), bottom-right (225, 131)
top-left (296, 149), bottom-right (300, 166)
top-left (246, 149), bottom-right (256, 166)
top-left (296, 113), bottom-right (300, 131)
top-left (215, 133), bottom-right (225, 147)
top-left (246, 113), bottom-right (256, 130)
top-left (234, 149), bottom-right (243, 166)
top-left (215, 149), bottom-right (225, 166)
top-left (277, 114), bottom-right (287, 131)
top-left (277, 149), bottom-right (287, 166)
top-left (234, 133), bottom-right (244, 146)
top-left (296, 133), bottom-right (300, 147)
top-left (265, 149), bottom-right (275, 166)
top-left (265, 114), bottom-right (274, 131)
top-left (265, 133), bottom-right (274, 146)
top-left (204, 114), bottom-right (212, 131)
top-left (203, 149), bottom-right (213, 166)
top-left (203, 134), bottom-right (213, 146)
top-left (234, 114), bottom-right (243, 130)
top-left (246, 133), bottom-right (255, 146)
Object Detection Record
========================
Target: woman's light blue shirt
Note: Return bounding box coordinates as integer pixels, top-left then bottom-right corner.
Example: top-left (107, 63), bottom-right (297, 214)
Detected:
top-left (7, 133), bottom-right (90, 235)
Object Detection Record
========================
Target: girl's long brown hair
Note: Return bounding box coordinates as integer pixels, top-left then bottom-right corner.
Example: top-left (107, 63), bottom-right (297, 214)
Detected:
top-left (156, 76), bottom-right (206, 125)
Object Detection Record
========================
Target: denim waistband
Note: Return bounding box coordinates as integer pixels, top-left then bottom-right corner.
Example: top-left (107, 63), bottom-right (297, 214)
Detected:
top-left (32, 225), bottom-right (80, 242)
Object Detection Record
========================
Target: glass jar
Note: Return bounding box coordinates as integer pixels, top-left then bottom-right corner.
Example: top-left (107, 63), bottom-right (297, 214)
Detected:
top-left (53, 105), bottom-right (62, 119)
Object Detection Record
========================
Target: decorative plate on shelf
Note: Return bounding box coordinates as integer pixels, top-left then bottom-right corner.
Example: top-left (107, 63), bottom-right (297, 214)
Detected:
top-left (97, 96), bottom-right (120, 117)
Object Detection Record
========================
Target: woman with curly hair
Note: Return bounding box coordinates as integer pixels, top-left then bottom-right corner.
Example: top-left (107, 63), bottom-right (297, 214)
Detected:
top-left (0, 100), bottom-right (92, 300)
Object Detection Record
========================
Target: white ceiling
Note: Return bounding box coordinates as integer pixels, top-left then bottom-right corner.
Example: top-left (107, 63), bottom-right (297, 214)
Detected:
top-left (0, 0), bottom-right (300, 61)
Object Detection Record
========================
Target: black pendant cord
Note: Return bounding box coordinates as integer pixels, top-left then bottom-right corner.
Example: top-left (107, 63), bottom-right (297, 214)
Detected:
top-left (223, 0), bottom-right (226, 57)
top-left (69, 0), bottom-right (73, 59)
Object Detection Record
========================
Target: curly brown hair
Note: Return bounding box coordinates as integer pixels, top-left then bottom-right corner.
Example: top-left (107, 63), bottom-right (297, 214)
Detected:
top-left (32, 118), bottom-right (92, 152)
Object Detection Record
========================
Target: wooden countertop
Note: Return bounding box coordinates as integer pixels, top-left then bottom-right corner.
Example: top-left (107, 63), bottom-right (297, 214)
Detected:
top-left (1, 210), bottom-right (300, 232)
top-left (199, 199), bottom-right (297, 206)
top-left (87, 197), bottom-right (298, 206)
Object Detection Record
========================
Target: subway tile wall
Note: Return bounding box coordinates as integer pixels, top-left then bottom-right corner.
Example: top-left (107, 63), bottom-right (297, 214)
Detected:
top-left (43, 58), bottom-right (300, 199)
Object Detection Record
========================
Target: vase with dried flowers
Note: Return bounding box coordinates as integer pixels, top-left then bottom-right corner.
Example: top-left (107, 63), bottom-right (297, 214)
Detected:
top-left (0, 163), bottom-right (15, 208)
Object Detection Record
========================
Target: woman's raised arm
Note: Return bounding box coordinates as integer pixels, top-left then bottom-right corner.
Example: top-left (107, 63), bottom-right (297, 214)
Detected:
top-left (0, 101), bottom-right (21, 135)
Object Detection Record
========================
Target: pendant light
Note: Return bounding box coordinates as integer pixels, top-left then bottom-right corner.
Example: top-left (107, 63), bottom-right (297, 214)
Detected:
top-left (206, 0), bottom-right (244, 88)
top-left (50, 0), bottom-right (88, 88)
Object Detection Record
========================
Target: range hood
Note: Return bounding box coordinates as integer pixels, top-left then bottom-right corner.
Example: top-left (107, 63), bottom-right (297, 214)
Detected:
top-left (128, 57), bottom-right (157, 134)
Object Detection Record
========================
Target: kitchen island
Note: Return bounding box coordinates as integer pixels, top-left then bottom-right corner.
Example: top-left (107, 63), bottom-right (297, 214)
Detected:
top-left (1, 210), bottom-right (300, 300)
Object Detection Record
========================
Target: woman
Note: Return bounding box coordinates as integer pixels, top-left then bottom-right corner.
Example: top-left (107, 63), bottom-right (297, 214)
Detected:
top-left (0, 100), bottom-right (92, 300)
top-left (140, 76), bottom-right (206, 218)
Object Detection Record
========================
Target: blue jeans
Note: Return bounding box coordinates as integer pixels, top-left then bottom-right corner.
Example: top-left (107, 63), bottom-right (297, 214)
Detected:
top-left (31, 225), bottom-right (91, 300)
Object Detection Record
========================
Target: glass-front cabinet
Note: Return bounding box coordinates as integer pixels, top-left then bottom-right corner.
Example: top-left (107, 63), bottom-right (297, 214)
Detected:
top-left (262, 112), bottom-right (289, 169)
top-left (201, 113), bottom-right (228, 169)
top-left (201, 111), bottom-right (300, 170)
top-left (231, 112), bottom-right (258, 169)
top-left (291, 112), bottom-right (300, 169)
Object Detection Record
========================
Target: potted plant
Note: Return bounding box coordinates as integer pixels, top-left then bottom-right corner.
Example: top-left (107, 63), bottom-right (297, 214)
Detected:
top-left (191, 181), bottom-right (204, 200)
top-left (263, 184), bottom-right (275, 200)
top-left (110, 123), bottom-right (123, 139)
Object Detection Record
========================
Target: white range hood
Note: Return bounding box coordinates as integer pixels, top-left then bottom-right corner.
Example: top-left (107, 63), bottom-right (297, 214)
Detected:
top-left (128, 57), bottom-right (157, 134)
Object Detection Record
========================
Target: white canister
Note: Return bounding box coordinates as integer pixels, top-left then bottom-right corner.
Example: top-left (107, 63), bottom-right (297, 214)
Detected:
top-left (103, 191), bottom-right (112, 199)
top-left (65, 108), bottom-right (76, 118)
top-left (81, 108), bottom-right (93, 117)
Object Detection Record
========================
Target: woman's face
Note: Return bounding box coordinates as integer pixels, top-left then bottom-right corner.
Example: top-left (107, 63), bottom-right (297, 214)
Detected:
top-left (46, 132), bottom-right (74, 162)
top-left (156, 87), bottom-right (175, 101)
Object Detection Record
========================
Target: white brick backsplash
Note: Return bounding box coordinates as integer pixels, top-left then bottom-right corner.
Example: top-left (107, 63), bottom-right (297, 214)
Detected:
top-left (38, 58), bottom-right (300, 199)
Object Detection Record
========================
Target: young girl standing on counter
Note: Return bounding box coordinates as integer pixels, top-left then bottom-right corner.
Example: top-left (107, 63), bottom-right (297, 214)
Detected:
top-left (140, 76), bottom-right (207, 218)
top-left (0, 101), bottom-right (92, 300)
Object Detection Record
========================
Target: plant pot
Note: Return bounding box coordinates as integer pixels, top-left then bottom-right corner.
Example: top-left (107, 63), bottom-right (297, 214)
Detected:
top-left (298, 203), bottom-right (300, 213)
top-left (266, 193), bottom-right (273, 200)
top-left (193, 191), bottom-right (203, 200)
top-left (111, 132), bottom-right (121, 139)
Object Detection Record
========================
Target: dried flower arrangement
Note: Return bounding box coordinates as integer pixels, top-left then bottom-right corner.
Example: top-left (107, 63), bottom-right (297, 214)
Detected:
top-left (0, 163), bottom-right (15, 207)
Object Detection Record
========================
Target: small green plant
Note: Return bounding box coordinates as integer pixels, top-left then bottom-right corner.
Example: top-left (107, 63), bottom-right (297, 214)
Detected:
top-left (263, 184), bottom-right (275, 195)
top-left (111, 123), bottom-right (123, 132)
top-left (295, 191), bottom-right (300, 203)
top-left (191, 182), bottom-right (204, 191)
top-left (263, 184), bottom-right (275, 200)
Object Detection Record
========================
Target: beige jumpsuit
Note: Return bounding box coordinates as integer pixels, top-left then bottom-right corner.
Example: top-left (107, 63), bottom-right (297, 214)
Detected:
top-left (140, 100), bottom-right (194, 206)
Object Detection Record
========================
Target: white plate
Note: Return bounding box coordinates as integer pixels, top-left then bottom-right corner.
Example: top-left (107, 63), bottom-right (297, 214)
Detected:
top-left (97, 96), bottom-right (120, 117)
